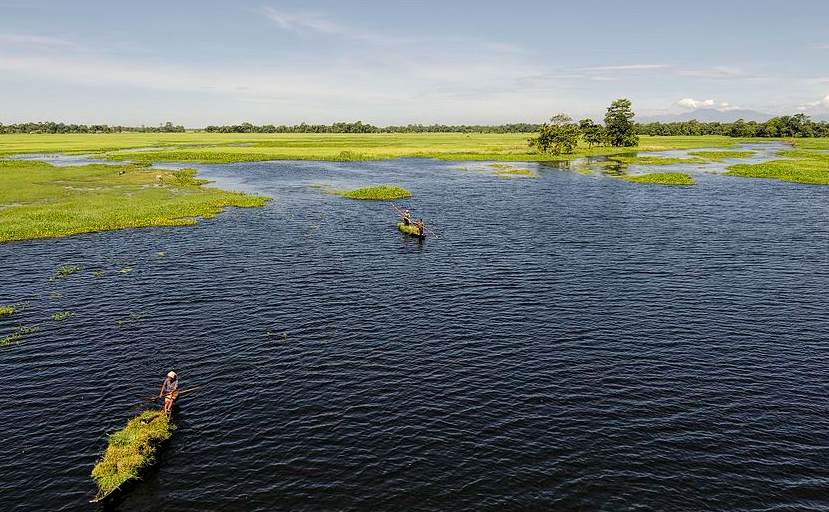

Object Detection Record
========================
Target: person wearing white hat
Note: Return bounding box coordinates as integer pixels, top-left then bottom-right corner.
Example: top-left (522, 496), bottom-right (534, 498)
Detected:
top-left (158, 371), bottom-right (179, 417)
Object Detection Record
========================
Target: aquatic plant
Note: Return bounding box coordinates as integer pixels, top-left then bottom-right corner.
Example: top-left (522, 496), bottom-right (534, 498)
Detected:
top-left (490, 164), bottom-right (538, 178)
top-left (726, 157), bottom-right (829, 185)
top-left (0, 160), bottom-right (269, 243)
top-left (689, 150), bottom-right (755, 161)
top-left (620, 172), bottom-right (695, 186)
top-left (91, 409), bottom-right (175, 501)
top-left (117, 312), bottom-right (144, 327)
top-left (51, 311), bottom-right (74, 321)
top-left (119, 267), bottom-right (133, 274)
top-left (0, 305), bottom-right (16, 318)
top-left (51, 265), bottom-right (82, 281)
top-left (610, 155), bottom-right (705, 166)
top-left (0, 325), bottom-right (39, 347)
top-left (337, 185), bottom-right (412, 200)
top-left (155, 251), bottom-right (166, 257)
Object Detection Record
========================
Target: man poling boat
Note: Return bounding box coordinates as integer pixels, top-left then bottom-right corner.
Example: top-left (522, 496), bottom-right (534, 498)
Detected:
top-left (158, 371), bottom-right (179, 417)
top-left (392, 204), bottom-right (430, 239)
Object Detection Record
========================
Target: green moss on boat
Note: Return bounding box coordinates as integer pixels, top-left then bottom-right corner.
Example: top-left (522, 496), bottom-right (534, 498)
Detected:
top-left (398, 222), bottom-right (424, 238)
top-left (91, 409), bottom-right (175, 502)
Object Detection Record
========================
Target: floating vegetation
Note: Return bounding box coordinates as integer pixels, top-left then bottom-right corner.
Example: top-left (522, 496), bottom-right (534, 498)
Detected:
top-left (726, 159), bottom-right (829, 185)
top-left (118, 267), bottom-right (134, 274)
top-left (1, 325), bottom-right (39, 347)
top-left (155, 251), bottom-right (166, 257)
top-left (91, 409), bottom-right (175, 502)
top-left (49, 291), bottom-right (63, 299)
top-left (117, 312), bottom-right (144, 327)
top-left (172, 168), bottom-right (208, 186)
top-left (689, 150), bottom-right (755, 161)
top-left (51, 310), bottom-right (74, 321)
top-left (92, 270), bottom-right (105, 277)
top-left (337, 185), bottom-right (412, 201)
top-left (490, 163), bottom-right (538, 178)
top-left (620, 172), bottom-right (695, 186)
top-left (0, 305), bottom-right (16, 318)
top-left (51, 264), bottom-right (82, 281)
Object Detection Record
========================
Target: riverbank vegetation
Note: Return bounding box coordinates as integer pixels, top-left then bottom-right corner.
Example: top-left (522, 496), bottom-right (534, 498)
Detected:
top-left (637, 114), bottom-right (829, 138)
top-left (689, 151), bottom-right (755, 160)
top-left (337, 185), bottom-right (412, 200)
top-left (0, 160), bottom-right (268, 243)
top-left (620, 173), bottom-right (695, 186)
top-left (0, 133), bottom-right (741, 163)
top-left (91, 409), bottom-right (175, 501)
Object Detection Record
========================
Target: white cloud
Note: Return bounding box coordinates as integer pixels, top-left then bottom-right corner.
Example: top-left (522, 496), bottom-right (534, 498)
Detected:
top-left (677, 98), bottom-right (735, 111)
top-left (823, 94), bottom-right (829, 107)
top-left (0, 33), bottom-right (72, 46)
top-left (815, 44), bottom-right (829, 49)
top-left (263, 7), bottom-right (410, 45)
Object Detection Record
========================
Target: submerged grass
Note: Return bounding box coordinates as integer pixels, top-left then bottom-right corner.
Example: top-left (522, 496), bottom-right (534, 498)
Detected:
top-left (51, 264), bottom-right (82, 280)
top-left (0, 160), bottom-right (269, 243)
top-left (51, 310), bottom-right (74, 321)
top-left (0, 305), bottom-right (16, 318)
top-left (620, 172), bottom-right (695, 186)
top-left (0, 325), bottom-right (39, 347)
top-left (91, 409), bottom-right (175, 500)
top-left (689, 150), bottom-right (755, 161)
top-left (337, 185), bottom-right (412, 200)
top-left (490, 163), bottom-right (538, 178)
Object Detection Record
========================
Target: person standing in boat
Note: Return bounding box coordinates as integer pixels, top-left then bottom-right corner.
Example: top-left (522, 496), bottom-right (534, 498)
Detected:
top-left (415, 218), bottom-right (425, 236)
top-left (158, 371), bottom-right (179, 417)
top-left (401, 209), bottom-right (412, 225)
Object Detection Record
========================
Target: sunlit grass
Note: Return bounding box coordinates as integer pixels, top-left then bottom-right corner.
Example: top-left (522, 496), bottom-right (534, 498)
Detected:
top-left (610, 155), bottom-right (705, 166)
top-left (337, 185), bottom-right (412, 200)
top-left (0, 133), bottom-right (744, 163)
top-left (620, 172), bottom-right (695, 186)
top-left (91, 409), bottom-right (175, 500)
top-left (726, 159), bottom-right (829, 184)
top-left (490, 163), bottom-right (538, 178)
top-left (689, 150), bottom-right (755, 161)
top-left (0, 160), bottom-right (269, 243)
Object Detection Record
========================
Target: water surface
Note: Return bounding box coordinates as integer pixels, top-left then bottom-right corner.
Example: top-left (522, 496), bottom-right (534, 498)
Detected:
top-left (2, 149), bottom-right (829, 511)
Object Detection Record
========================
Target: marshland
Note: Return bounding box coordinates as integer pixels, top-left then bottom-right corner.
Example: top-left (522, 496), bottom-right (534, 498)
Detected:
top-left (3, 1), bottom-right (829, 510)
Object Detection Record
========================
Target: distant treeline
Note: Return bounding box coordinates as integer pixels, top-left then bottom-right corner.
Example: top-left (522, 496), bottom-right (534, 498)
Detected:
top-left (635, 114), bottom-right (829, 138)
top-left (204, 121), bottom-right (542, 134)
top-left (0, 121), bottom-right (185, 134)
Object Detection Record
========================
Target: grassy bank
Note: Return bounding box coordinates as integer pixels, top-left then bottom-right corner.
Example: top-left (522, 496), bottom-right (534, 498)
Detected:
top-left (620, 172), bottom-right (695, 186)
top-left (0, 160), bottom-right (268, 243)
top-left (337, 185), bottom-right (412, 200)
top-left (0, 133), bottom-right (743, 164)
top-left (91, 410), bottom-right (174, 500)
top-left (724, 140), bottom-right (829, 184)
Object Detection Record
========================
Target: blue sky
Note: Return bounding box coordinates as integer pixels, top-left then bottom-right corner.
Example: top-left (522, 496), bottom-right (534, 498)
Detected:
top-left (1, 0), bottom-right (828, 126)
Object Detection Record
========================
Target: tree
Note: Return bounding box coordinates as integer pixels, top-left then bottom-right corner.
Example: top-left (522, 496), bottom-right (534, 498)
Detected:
top-left (579, 118), bottom-right (606, 148)
top-left (528, 114), bottom-right (581, 155)
top-left (604, 98), bottom-right (639, 147)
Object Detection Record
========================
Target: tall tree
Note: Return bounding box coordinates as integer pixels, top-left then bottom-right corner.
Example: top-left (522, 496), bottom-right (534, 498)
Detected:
top-left (529, 114), bottom-right (581, 155)
top-left (579, 118), bottom-right (606, 148)
top-left (604, 98), bottom-right (639, 147)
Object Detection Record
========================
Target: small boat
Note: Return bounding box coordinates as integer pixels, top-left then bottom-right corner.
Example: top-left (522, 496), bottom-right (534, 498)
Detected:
top-left (398, 222), bottom-right (425, 239)
top-left (90, 409), bottom-right (175, 503)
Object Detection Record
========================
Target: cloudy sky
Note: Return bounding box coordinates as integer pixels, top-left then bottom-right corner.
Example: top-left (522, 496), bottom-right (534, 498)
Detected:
top-left (1, 0), bottom-right (828, 126)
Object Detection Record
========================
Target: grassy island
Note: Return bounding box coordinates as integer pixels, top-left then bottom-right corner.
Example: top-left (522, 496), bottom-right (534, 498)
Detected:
top-left (0, 160), bottom-right (268, 243)
top-left (91, 409), bottom-right (175, 501)
top-left (337, 185), bottom-right (412, 200)
top-left (689, 151), bottom-right (755, 161)
top-left (620, 172), bottom-right (695, 186)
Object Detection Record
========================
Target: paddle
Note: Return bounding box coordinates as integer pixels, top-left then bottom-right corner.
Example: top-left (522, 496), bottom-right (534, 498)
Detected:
top-left (139, 385), bottom-right (206, 403)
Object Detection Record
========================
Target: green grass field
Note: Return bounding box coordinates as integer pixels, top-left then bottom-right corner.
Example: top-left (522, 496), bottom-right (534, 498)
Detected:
top-left (0, 160), bottom-right (267, 243)
top-left (724, 139), bottom-right (829, 185)
top-left (0, 133), bottom-right (743, 163)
